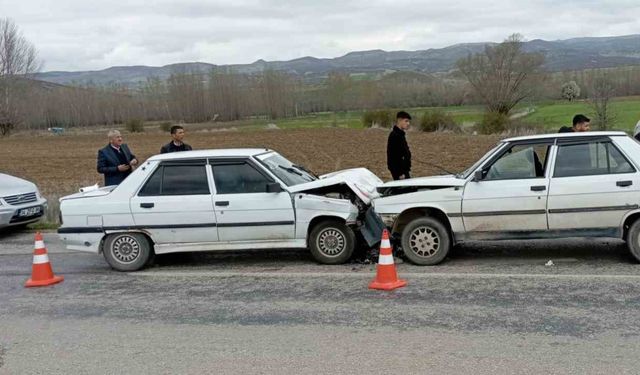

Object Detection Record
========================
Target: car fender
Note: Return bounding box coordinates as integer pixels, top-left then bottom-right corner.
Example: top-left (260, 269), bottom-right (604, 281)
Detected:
top-left (293, 193), bottom-right (358, 239)
top-left (373, 187), bottom-right (464, 234)
top-left (619, 208), bottom-right (640, 239)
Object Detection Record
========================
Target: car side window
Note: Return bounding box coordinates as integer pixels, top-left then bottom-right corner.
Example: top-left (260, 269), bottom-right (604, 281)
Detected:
top-left (554, 141), bottom-right (636, 177)
top-left (138, 167), bottom-right (162, 196)
top-left (484, 144), bottom-right (549, 180)
top-left (138, 164), bottom-right (210, 196)
top-left (212, 163), bottom-right (272, 194)
top-left (162, 165), bottom-right (210, 195)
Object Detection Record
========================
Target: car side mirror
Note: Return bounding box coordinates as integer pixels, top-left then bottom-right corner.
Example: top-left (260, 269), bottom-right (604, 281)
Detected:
top-left (266, 182), bottom-right (283, 193)
top-left (473, 170), bottom-right (484, 182)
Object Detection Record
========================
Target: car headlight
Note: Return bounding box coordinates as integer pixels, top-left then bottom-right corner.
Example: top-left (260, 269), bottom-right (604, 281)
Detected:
top-left (379, 214), bottom-right (399, 228)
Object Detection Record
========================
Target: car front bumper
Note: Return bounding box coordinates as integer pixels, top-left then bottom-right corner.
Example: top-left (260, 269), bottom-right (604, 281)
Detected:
top-left (359, 207), bottom-right (387, 247)
top-left (0, 199), bottom-right (47, 228)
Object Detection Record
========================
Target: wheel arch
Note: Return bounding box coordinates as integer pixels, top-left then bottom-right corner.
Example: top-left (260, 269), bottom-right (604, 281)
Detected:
top-left (306, 215), bottom-right (349, 247)
top-left (621, 210), bottom-right (640, 241)
top-left (392, 207), bottom-right (455, 242)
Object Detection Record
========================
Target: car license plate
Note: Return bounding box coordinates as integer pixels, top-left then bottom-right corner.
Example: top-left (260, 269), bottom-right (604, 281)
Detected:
top-left (19, 206), bottom-right (41, 217)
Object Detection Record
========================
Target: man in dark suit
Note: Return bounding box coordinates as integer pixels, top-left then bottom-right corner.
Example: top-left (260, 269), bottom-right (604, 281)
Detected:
top-left (160, 125), bottom-right (193, 153)
top-left (387, 111), bottom-right (412, 180)
top-left (97, 130), bottom-right (138, 186)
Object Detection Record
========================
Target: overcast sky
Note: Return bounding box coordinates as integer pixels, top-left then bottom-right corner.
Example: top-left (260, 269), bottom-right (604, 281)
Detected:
top-left (2, 0), bottom-right (639, 72)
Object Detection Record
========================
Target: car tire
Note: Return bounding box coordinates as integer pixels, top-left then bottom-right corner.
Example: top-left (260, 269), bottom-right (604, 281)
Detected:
top-left (626, 220), bottom-right (640, 263)
top-left (103, 233), bottom-right (152, 272)
top-left (401, 217), bottom-right (451, 266)
top-left (309, 220), bottom-right (355, 264)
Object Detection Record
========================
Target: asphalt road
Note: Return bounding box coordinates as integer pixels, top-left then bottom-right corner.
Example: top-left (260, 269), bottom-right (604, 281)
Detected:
top-left (1, 230), bottom-right (640, 374)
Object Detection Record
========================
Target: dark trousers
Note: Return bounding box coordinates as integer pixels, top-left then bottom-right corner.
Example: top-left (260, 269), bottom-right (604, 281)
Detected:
top-left (391, 171), bottom-right (411, 180)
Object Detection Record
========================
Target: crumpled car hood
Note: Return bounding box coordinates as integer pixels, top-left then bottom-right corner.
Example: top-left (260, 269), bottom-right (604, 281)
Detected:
top-left (380, 175), bottom-right (465, 188)
top-left (289, 168), bottom-right (383, 204)
top-left (0, 173), bottom-right (38, 197)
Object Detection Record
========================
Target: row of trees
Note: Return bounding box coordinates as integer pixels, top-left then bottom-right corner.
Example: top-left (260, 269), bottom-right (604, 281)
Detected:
top-left (11, 68), bottom-right (472, 131)
top-left (2, 18), bottom-right (639, 134)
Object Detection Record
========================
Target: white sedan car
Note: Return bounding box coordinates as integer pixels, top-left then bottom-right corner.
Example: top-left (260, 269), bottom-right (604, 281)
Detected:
top-left (373, 131), bottom-right (640, 265)
top-left (58, 149), bottom-right (383, 271)
top-left (0, 173), bottom-right (47, 229)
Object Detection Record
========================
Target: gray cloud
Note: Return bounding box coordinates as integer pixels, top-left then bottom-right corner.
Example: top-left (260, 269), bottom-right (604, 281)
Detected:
top-left (1, 0), bottom-right (638, 71)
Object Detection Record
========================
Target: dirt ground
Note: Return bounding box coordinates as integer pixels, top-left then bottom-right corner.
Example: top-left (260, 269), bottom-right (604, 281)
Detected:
top-left (0, 128), bottom-right (500, 220)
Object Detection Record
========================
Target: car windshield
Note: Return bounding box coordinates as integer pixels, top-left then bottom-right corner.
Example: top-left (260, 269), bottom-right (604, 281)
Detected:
top-left (256, 152), bottom-right (317, 186)
top-left (457, 143), bottom-right (504, 179)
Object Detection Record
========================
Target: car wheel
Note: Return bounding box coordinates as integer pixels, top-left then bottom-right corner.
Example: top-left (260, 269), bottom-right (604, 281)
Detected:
top-left (103, 233), bottom-right (152, 272)
top-left (309, 220), bottom-right (355, 264)
top-left (626, 220), bottom-right (640, 263)
top-left (401, 217), bottom-right (451, 265)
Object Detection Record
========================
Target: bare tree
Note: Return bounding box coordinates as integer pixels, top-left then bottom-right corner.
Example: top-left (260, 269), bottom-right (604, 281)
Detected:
top-left (167, 69), bottom-right (207, 123)
top-left (326, 71), bottom-right (351, 112)
top-left (589, 75), bottom-right (616, 130)
top-left (0, 18), bottom-right (41, 135)
top-left (209, 68), bottom-right (245, 121)
top-left (260, 69), bottom-right (293, 120)
top-left (456, 34), bottom-right (545, 115)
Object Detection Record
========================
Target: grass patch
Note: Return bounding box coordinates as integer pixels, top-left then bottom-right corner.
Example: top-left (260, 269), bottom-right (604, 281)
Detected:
top-left (27, 221), bottom-right (60, 231)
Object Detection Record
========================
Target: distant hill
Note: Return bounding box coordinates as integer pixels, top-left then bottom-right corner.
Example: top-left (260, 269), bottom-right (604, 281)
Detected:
top-left (34, 34), bottom-right (640, 87)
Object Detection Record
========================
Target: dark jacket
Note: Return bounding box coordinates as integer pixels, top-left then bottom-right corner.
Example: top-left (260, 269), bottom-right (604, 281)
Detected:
top-left (387, 126), bottom-right (411, 177)
top-left (97, 144), bottom-right (136, 186)
top-left (160, 141), bottom-right (192, 154)
top-left (558, 126), bottom-right (575, 133)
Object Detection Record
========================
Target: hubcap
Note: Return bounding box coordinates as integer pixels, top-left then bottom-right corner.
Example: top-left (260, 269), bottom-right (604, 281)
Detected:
top-left (409, 226), bottom-right (440, 258)
top-left (317, 228), bottom-right (346, 257)
top-left (112, 235), bottom-right (141, 264)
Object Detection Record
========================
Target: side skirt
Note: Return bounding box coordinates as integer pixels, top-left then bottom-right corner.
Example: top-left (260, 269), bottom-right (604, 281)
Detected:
top-left (153, 239), bottom-right (308, 255)
top-left (456, 227), bottom-right (621, 242)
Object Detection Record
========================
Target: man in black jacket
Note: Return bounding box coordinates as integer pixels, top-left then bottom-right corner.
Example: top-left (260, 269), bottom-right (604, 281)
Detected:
top-left (160, 125), bottom-right (193, 153)
top-left (558, 114), bottom-right (591, 133)
top-left (387, 111), bottom-right (412, 180)
top-left (97, 130), bottom-right (138, 186)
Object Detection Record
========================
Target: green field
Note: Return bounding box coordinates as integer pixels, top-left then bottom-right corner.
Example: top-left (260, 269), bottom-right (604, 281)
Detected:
top-left (173, 97), bottom-right (639, 132)
top-left (524, 97), bottom-right (640, 131)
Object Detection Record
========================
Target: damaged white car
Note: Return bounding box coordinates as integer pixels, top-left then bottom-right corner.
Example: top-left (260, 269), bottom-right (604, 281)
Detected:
top-left (373, 132), bottom-right (640, 265)
top-left (58, 149), bottom-right (383, 271)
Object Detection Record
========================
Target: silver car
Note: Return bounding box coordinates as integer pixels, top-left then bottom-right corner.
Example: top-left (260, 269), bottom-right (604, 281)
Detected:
top-left (0, 173), bottom-right (47, 229)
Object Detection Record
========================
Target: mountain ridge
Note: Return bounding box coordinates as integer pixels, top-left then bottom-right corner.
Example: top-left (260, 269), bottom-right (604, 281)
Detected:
top-left (35, 34), bottom-right (640, 87)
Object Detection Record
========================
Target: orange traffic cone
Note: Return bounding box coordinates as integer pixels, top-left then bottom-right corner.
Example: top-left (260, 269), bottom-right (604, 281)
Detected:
top-left (25, 232), bottom-right (64, 288)
top-left (369, 229), bottom-right (407, 291)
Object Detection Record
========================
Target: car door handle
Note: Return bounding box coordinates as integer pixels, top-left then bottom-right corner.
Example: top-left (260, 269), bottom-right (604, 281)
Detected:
top-left (530, 185), bottom-right (546, 192)
top-left (617, 180), bottom-right (633, 187)
top-left (215, 201), bottom-right (229, 207)
top-left (140, 203), bottom-right (154, 208)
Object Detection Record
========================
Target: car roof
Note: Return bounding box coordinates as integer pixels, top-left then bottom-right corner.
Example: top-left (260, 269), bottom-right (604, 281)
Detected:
top-left (503, 131), bottom-right (628, 143)
top-left (146, 148), bottom-right (273, 161)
